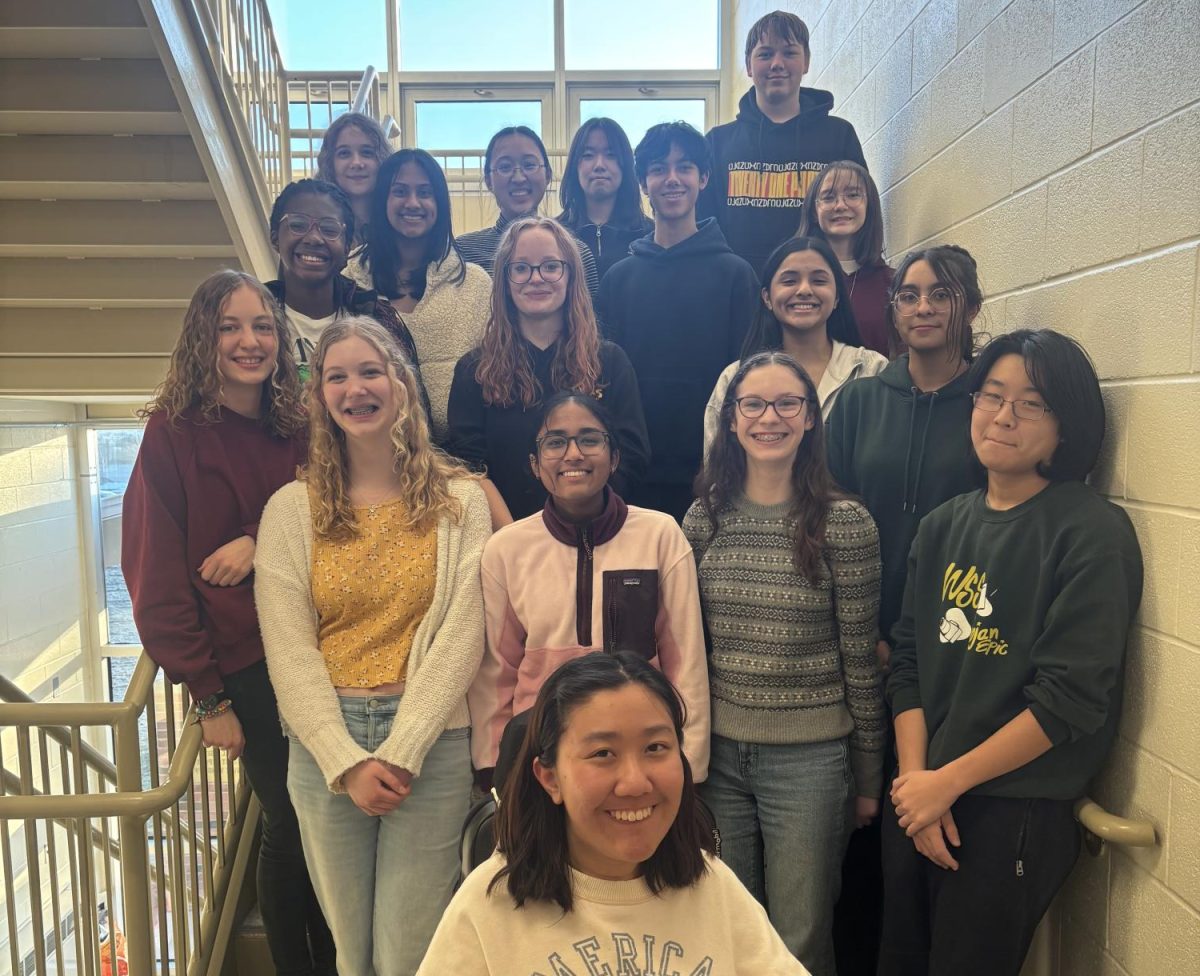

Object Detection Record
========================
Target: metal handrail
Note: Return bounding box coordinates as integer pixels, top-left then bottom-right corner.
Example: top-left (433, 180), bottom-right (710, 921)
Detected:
top-left (1075, 797), bottom-right (1157, 851)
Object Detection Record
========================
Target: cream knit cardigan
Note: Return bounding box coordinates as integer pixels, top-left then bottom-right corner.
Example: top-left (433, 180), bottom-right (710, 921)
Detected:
top-left (254, 477), bottom-right (490, 791)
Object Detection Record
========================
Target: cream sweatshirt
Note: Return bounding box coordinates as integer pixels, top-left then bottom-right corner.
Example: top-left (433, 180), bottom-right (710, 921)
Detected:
top-left (254, 478), bottom-right (490, 790)
top-left (416, 851), bottom-right (811, 975)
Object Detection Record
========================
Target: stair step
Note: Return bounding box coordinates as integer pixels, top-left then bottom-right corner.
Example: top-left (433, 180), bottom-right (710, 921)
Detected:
top-left (0, 256), bottom-right (240, 304)
top-left (0, 307), bottom-right (183, 356)
top-left (0, 27), bottom-right (157, 59)
top-left (0, 354), bottom-right (172, 396)
top-left (0, 0), bottom-right (146, 29)
top-left (0, 58), bottom-right (180, 114)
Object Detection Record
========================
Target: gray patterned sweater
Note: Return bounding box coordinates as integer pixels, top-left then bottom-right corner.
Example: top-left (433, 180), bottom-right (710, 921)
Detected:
top-left (683, 495), bottom-right (885, 797)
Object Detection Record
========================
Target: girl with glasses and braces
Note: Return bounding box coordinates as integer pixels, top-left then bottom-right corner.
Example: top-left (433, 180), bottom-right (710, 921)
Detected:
top-left (685, 350), bottom-right (883, 976)
top-left (467, 390), bottom-right (709, 795)
top-left (446, 216), bottom-right (649, 523)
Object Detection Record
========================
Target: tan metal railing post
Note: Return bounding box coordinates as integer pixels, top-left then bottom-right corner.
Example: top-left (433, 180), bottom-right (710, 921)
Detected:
top-left (114, 702), bottom-right (154, 975)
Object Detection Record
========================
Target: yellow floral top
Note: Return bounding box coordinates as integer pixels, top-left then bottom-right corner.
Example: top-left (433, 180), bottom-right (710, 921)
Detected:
top-left (312, 500), bottom-right (437, 687)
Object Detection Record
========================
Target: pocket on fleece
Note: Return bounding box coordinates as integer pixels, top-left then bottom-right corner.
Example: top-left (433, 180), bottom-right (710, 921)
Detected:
top-left (601, 569), bottom-right (659, 660)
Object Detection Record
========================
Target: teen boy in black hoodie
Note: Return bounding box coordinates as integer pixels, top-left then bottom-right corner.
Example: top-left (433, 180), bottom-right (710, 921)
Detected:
top-left (597, 122), bottom-right (758, 522)
top-left (701, 10), bottom-right (867, 275)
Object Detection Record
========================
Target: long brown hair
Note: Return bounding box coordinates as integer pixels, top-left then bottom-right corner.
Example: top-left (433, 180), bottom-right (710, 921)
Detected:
top-left (694, 351), bottom-right (843, 580)
top-left (474, 216), bottom-right (602, 408)
top-left (304, 316), bottom-right (476, 539)
top-left (141, 269), bottom-right (304, 436)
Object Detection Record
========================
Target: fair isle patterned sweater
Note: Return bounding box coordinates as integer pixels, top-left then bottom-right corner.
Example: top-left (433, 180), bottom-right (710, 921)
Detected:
top-left (683, 496), bottom-right (885, 797)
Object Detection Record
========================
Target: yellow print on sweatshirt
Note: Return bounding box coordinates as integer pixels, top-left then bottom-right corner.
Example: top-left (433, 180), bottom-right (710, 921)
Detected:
top-left (725, 167), bottom-right (820, 207)
top-left (938, 562), bottom-right (1008, 656)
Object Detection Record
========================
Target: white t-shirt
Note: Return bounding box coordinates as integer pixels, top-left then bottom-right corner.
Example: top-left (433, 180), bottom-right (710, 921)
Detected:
top-left (285, 305), bottom-right (341, 369)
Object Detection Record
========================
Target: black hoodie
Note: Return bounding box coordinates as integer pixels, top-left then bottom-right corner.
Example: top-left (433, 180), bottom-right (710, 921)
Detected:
top-left (826, 355), bottom-right (985, 643)
top-left (597, 218), bottom-right (758, 487)
top-left (700, 86), bottom-right (866, 275)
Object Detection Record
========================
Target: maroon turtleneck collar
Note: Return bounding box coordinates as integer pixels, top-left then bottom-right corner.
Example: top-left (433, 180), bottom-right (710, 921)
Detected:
top-left (540, 487), bottom-right (628, 547)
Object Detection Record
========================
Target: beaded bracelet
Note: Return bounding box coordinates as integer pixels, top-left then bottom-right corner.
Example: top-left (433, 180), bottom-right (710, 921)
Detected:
top-left (196, 699), bottom-right (232, 721)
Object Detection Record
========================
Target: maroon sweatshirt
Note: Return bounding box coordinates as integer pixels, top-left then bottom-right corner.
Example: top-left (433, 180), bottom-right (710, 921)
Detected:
top-left (847, 261), bottom-right (895, 358)
top-left (122, 406), bottom-right (306, 697)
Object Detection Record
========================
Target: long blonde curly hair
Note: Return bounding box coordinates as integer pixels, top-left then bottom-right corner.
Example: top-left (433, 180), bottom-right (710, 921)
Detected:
top-left (474, 216), bottom-right (602, 408)
top-left (304, 316), bottom-right (477, 539)
top-left (141, 269), bottom-right (304, 436)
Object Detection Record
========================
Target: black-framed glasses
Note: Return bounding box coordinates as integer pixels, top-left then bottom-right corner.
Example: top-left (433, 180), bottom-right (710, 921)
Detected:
top-left (734, 395), bottom-right (813, 419)
top-left (892, 287), bottom-right (955, 315)
top-left (507, 260), bottom-right (567, 284)
top-left (279, 213), bottom-right (346, 241)
top-left (970, 391), bottom-right (1053, 422)
top-left (490, 158), bottom-right (546, 178)
top-left (535, 431), bottom-right (610, 459)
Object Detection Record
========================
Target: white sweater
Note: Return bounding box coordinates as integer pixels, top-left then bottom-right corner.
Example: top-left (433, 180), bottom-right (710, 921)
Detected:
top-left (416, 852), bottom-right (811, 975)
top-left (343, 251), bottom-right (491, 441)
top-left (254, 478), bottom-right (490, 790)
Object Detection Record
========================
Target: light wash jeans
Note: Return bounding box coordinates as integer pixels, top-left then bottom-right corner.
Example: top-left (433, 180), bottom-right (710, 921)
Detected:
top-left (700, 734), bottom-right (854, 976)
top-left (287, 694), bottom-right (471, 976)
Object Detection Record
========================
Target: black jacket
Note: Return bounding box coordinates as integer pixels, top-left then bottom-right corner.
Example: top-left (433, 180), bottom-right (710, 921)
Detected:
top-left (561, 213), bottom-right (654, 282)
top-left (700, 86), bottom-right (866, 275)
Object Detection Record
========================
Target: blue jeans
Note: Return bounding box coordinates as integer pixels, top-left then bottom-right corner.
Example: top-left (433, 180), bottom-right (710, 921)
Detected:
top-left (700, 734), bottom-right (853, 976)
top-left (287, 695), bottom-right (471, 976)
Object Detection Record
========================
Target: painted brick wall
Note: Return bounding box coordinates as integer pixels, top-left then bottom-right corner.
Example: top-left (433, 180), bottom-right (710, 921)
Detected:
top-left (727, 1), bottom-right (1200, 972)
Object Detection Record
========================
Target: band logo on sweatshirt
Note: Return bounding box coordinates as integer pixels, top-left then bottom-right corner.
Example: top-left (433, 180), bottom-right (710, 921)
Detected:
top-left (527, 932), bottom-right (715, 975)
top-left (938, 562), bottom-right (1008, 657)
top-left (724, 161), bottom-right (822, 209)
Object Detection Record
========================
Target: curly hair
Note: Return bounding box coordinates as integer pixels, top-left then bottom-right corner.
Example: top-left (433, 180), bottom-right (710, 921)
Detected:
top-left (694, 351), bottom-right (843, 580)
top-left (315, 112), bottom-right (393, 187)
top-left (474, 216), bottom-right (602, 408)
top-left (304, 316), bottom-right (477, 539)
top-left (141, 269), bottom-right (304, 436)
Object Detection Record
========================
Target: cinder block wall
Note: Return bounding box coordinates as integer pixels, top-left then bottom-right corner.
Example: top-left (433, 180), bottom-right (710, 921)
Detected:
top-left (726, 1), bottom-right (1200, 972)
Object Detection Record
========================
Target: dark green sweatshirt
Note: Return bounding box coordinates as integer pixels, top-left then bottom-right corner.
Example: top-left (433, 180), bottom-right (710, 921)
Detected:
top-left (826, 355), bottom-right (983, 642)
top-left (887, 481), bottom-right (1143, 800)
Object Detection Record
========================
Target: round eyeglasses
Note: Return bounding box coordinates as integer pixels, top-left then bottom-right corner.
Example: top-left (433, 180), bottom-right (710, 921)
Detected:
top-left (734, 395), bottom-right (814, 419)
top-left (490, 159), bottom-right (546, 178)
top-left (970, 392), bottom-right (1053, 422)
top-left (892, 287), bottom-right (955, 315)
top-left (535, 431), bottom-right (610, 459)
top-left (279, 213), bottom-right (345, 241)
top-left (507, 260), bottom-right (567, 284)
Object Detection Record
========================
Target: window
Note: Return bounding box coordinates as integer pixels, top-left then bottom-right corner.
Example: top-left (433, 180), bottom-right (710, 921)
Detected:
top-left (266, 0), bottom-right (389, 70)
top-left (564, 0), bottom-right (721, 70)
top-left (398, 0), bottom-right (554, 71)
top-left (575, 97), bottom-right (709, 143)
top-left (95, 428), bottom-right (143, 648)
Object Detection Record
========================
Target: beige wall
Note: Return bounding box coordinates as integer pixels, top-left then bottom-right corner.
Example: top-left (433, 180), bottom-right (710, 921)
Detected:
top-left (728, 0), bottom-right (1200, 972)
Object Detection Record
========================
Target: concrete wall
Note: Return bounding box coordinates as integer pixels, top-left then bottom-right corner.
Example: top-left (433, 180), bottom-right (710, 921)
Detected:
top-left (0, 400), bottom-right (87, 704)
top-left (726, 1), bottom-right (1200, 972)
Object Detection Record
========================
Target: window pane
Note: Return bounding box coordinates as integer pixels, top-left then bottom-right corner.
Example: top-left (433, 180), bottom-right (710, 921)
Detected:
top-left (97, 428), bottom-right (143, 645)
top-left (414, 101), bottom-right (543, 168)
top-left (566, 1), bottom-right (720, 69)
top-left (266, 0), bottom-right (388, 70)
top-left (578, 99), bottom-right (708, 144)
top-left (399, 0), bottom-right (554, 71)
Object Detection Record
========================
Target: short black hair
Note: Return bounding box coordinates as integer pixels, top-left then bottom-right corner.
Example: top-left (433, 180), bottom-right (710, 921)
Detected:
top-left (484, 125), bottom-right (552, 185)
top-left (967, 329), bottom-right (1105, 482)
top-left (634, 122), bottom-right (711, 185)
top-left (270, 178), bottom-right (355, 248)
top-left (534, 390), bottom-right (622, 458)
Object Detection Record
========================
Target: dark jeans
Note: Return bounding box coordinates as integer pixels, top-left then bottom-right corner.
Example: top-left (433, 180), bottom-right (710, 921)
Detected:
top-left (224, 660), bottom-right (336, 976)
top-left (878, 790), bottom-right (1079, 976)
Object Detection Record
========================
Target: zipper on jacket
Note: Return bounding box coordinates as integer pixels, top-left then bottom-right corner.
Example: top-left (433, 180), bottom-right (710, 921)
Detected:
top-left (576, 526), bottom-right (594, 646)
top-left (595, 224), bottom-right (603, 258)
top-left (1015, 799), bottom-right (1034, 878)
top-left (606, 581), bottom-right (618, 654)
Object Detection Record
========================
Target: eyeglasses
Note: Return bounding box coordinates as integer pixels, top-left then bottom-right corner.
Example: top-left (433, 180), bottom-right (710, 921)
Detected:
top-left (279, 213), bottom-right (345, 241)
top-left (816, 187), bottom-right (865, 206)
top-left (507, 260), bottom-right (567, 284)
top-left (535, 431), bottom-right (610, 459)
top-left (892, 287), bottom-right (955, 315)
top-left (490, 158), bottom-right (546, 178)
top-left (971, 391), bottom-right (1053, 422)
top-left (734, 395), bottom-right (813, 419)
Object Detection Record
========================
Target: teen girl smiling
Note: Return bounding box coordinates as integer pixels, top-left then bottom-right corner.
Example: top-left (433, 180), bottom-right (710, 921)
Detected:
top-left (316, 112), bottom-right (392, 246)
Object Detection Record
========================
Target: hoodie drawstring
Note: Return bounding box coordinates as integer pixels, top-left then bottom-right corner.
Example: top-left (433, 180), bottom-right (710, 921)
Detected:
top-left (909, 392), bottom-right (939, 513)
top-left (902, 389), bottom-right (919, 513)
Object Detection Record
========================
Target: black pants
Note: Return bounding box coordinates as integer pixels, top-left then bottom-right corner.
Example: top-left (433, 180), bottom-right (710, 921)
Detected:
top-left (224, 660), bottom-right (336, 976)
top-left (877, 790), bottom-right (1079, 976)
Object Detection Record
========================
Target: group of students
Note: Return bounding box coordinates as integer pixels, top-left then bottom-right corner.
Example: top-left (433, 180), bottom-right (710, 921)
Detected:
top-left (118, 9), bottom-right (1144, 976)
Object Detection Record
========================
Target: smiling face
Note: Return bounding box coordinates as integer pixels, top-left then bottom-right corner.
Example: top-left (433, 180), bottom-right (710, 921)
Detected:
top-left (731, 362), bottom-right (815, 467)
top-left (893, 259), bottom-right (966, 355)
top-left (508, 226), bottom-right (569, 324)
top-left (386, 159), bottom-right (438, 240)
top-left (747, 29), bottom-right (809, 107)
top-left (971, 353), bottom-right (1060, 485)
top-left (319, 334), bottom-right (399, 443)
top-left (764, 248), bottom-right (838, 338)
top-left (642, 144), bottom-right (708, 222)
top-left (814, 169), bottom-right (867, 244)
top-left (533, 683), bottom-right (684, 881)
top-left (577, 127), bottom-right (621, 205)
top-left (332, 124), bottom-right (381, 201)
top-left (487, 134), bottom-right (549, 219)
top-left (274, 191), bottom-right (349, 286)
top-left (215, 284), bottom-right (279, 400)
top-left (531, 400), bottom-right (617, 520)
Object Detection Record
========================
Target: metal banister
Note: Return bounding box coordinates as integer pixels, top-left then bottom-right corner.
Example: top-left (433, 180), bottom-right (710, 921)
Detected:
top-left (1075, 797), bottom-right (1157, 852)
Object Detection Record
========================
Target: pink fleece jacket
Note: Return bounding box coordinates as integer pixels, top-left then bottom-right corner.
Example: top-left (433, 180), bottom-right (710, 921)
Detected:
top-left (467, 504), bottom-right (711, 780)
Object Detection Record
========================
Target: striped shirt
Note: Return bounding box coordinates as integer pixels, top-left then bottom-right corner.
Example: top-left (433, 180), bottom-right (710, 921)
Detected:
top-left (456, 213), bottom-right (601, 297)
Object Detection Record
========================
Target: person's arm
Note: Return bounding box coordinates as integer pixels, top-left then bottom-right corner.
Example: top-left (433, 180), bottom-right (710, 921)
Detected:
top-left (373, 482), bottom-right (492, 775)
top-left (697, 129), bottom-right (721, 224)
top-left (728, 261), bottom-right (760, 361)
top-left (653, 532), bottom-right (711, 781)
top-left (720, 860), bottom-right (812, 974)
top-left (576, 238), bottom-right (600, 297)
top-left (600, 344), bottom-right (650, 498)
top-left (413, 873), bottom-right (492, 975)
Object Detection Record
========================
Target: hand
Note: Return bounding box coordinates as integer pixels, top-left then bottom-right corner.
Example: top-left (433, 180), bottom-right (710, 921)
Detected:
top-left (854, 795), bottom-right (880, 828)
top-left (912, 811), bottom-right (961, 870)
top-left (891, 768), bottom-right (962, 837)
top-left (875, 639), bottom-right (891, 671)
top-left (199, 709), bottom-right (245, 760)
top-left (343, 760), bottom-right (410, 816)
top-left (198, 535), bottom-right (256, 587)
